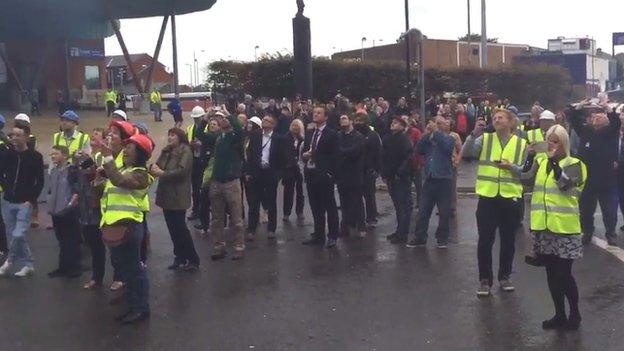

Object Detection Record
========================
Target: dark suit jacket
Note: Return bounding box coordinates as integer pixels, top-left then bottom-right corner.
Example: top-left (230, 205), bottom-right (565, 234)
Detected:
top-left (243, 131), bottom-right (285, 181)
top-left (283, 133), bottom-right (304, 180)
top-left (303, 126), bottom-right (338, 183)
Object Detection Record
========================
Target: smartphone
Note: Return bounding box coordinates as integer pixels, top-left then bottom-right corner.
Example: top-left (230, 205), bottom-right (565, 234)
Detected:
top-left (534, 142), bottom-right (548, 153)
top-left (80, 157), bottom-right (95, 170)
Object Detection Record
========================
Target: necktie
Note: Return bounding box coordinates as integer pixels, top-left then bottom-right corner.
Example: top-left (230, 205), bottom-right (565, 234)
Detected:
top-left (311, 129), bottom-right (320, 151)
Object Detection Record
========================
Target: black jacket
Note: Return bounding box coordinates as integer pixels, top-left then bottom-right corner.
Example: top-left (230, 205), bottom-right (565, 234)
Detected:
top-left (335, 129), bottom-right (366, 187)
top-left (303, 126), bottom-right (338, 183)
top-left (381, 131), bottom-right (413, 181)
top-left (569, 108), bottom-right (621, 190)
top-left (0, 148), bottom-right (45, 204)
top-left (356, 125), bottom-right (382, 175)
top-left (243, 131), bottom-right (285, 181)
top-left (283, 133), bottom-right (304, 180)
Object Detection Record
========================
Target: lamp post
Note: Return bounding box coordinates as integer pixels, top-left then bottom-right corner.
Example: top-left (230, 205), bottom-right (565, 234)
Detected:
top-left (361, 37), bottom-right (367, 61)
top-left (254, 45), bottom-right (260, 61)
top-left (480, 0), bottom-right (488, 68)
top-left (186, 63), bottom-right (193, 92)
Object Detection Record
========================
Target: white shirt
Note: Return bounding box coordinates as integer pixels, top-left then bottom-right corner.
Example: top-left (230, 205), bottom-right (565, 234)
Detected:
top-left (261, 131), bottom-right (273, 168)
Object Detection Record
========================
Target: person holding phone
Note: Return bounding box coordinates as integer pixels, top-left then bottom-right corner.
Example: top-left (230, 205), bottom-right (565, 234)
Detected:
top-left (526, 110), bottom-right (556, 163)
top-left (567, 101), bottom-right (621, 246)
top-left (462, 108), bottom-right (528, 297)
top-left (520, 124), bottom-right (586, 330)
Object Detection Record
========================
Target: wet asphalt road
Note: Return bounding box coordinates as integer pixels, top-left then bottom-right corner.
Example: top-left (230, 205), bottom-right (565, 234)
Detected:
top-left (2, 192), bottom-right (624, 351)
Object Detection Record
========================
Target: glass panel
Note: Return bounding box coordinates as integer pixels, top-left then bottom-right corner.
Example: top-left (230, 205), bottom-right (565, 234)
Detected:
top-left (85, 65), bottom-right (100, 90)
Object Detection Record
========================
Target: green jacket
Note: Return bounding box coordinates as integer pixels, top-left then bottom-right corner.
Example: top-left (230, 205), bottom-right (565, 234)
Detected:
top-left (211, 115), bottom-right (244, 183)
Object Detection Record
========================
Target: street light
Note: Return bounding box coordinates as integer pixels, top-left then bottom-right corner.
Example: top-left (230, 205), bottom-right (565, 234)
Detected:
top-left (254, 45), bottom-right (260, 61)
top-left (361, 37), bottom-right (367, 61)
top-left (372, 39), bottom-right (384, 47)
top-left (185, 63), bottom-right (193, 91)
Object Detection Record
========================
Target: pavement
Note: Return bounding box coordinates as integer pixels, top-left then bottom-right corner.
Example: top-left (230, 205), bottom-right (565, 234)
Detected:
top-left (2, 111), bottom-right (624, 350)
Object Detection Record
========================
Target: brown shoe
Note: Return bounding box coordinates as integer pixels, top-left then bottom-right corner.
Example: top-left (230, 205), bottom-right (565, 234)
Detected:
top-left (232, 251), bottom-right (244, 261)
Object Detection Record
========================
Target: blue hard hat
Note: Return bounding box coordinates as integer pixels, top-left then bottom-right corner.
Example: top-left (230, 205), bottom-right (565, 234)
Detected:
top-left (132, 121), bottom-right (149, 135)
top-left (61, 110), bottom-right (80, 123)
top-left (0, 114), bottom-right (5, 129)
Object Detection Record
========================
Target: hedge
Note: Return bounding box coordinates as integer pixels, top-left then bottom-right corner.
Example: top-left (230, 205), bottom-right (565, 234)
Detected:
top-left (207, 58), bottom-right (575, 109)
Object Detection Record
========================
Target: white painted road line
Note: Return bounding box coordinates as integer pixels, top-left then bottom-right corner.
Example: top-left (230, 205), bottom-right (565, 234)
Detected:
top-left (592, 236), bottom-right (624, 263)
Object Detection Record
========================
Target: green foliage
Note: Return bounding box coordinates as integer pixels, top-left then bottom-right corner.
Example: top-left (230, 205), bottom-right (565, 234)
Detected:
top-left (208, 58), bottom-right (573, 108)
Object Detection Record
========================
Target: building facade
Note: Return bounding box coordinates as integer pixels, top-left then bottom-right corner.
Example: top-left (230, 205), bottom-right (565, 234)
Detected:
top-left (106, 53), bottom-right (174, 95)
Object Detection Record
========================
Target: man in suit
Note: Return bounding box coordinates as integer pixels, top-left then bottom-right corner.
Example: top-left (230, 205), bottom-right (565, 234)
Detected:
top-left (302, 106), bottom-right (340, 248)
top-left (243, 115), bottom-right (284, 240)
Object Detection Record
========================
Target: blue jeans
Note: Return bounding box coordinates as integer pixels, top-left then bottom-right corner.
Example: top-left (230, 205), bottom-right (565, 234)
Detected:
top-left (110, 222), bottom-right (150, 313)
top-left (1, 199), bottom-right (34, 269)
top-left (388, 178), bottom-right (413, 237)
top-left (413, 178), bottom-right (452, 243)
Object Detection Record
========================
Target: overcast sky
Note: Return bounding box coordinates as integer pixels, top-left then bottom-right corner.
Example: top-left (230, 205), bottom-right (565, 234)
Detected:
top-left (105, 0), bottom-right (624, 85)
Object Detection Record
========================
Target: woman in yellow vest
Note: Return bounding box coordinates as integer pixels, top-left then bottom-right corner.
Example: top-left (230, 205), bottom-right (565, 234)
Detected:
top-left (98, 133), bottom-right (153, 324)
top-left (521, 124), bottom-right (586, 331)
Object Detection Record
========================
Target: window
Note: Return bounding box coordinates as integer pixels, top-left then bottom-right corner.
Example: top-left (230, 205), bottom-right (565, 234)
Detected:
top-left (472, 48), bottom-right (479, 56)
top-left (84, 66), bottom-right (100, 90)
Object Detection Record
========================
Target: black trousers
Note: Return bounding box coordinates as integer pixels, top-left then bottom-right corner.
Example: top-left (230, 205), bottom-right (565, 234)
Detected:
top-left (283, 168), bottom-right (304, 217)
top-left (306, 176), bottom-right (340, 240)
top-left (580, 186), bottom-right (618, 238)
top-left (141, 212), bottom-right (149, 263)
top-left (52, 212), bottom-right (81, 273)
top-left (247, 169), bottom-right (278, 233)
top-left (363, 171), bottom-right (378, 223)
top-left (199, 186), bottom-right (211, 230)
top-left (83, 225), bottom-right (105, 283)
top-left (0, 199), bottom-right (6, 252)
top-left (163, 210), bottom-right (200, 265)
top-left (413, 178), bottom-right (452, 242)
top-left (338, 185), bottom-right (365, 232)
top-left (191, 158), bottom-right (206, 216)
top-left (476, 196), bottom-right (521, 285)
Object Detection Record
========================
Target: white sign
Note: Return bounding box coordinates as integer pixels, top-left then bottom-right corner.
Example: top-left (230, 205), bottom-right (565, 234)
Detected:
top-left (0, 43), bottom-right (7, 84)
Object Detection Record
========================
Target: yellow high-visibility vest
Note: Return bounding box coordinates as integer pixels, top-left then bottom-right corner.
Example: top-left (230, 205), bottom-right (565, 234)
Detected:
top-left (53, 131), bottom-right (90, 163)
top-left (105, 90), bottom-right (117, 103)
top-left (527, 128), bottom-right (547, 162)
top-left (530, 157), bottom-right (586, 234)
top-left (187, 124), bottom-right (196, 143)
top-left (100, 166), bottom-right (152, 227)
top-left (150, 91), bottom-right (161, 104)
top-left (476, 132), bottom-right (527, 199)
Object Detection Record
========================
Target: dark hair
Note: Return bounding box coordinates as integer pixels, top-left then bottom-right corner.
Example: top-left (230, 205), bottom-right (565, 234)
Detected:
top-left (134, 146), bottom-right (148, 168)
top-left (52, 145), bottom-right (70, 157)
top-left (168, 128), bottom-right (189, 145)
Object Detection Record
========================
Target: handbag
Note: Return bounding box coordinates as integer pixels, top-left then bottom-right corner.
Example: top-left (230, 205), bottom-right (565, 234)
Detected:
top-left (101, 225), bottom-right (130, 247)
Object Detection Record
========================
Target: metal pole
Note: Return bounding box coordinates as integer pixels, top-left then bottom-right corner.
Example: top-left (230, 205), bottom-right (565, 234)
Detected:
top-left (405, 0), bottom-right (411, 102)
top-left (144, 15), bottom-right (169, 92)
top-left (171, 6), bottom-right (179, 98)
top-left (419, 32), bottom-right (426, 127)
top-left (467, 0), bottom-right (471, 66)
top-left (480, 0), bottom-right (488, 68)
top-left (108, 18), bottom-right (144, 94)
top-left (64, 39), bottom-right (71, 104)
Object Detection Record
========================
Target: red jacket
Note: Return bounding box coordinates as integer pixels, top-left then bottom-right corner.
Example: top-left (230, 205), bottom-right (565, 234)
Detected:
top-left (407, 127), bottom-right (425, 170)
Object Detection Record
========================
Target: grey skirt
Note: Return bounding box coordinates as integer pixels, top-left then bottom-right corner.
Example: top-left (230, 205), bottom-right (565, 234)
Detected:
top-left (532, 231), bottom-right (583, 260)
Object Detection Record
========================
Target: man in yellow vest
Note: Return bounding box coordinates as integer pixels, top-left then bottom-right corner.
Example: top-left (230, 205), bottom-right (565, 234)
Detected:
top-left (104, 87), bottom-right (118, 117)
top-left (150, 88), bottom-right (162, 122)
top-left (187, 106), bottom-right (208, 220)
top-left (462, 108), bottom-right (528, 297)
top-left (53, 110), bottom-right (91, 164)
top-left (526, 110), bottom-right (556, 163)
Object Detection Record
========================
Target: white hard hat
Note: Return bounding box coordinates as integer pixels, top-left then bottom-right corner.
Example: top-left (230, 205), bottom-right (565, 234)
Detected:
top-left (191, 106), bottom-right (206, 119)
top-left (249, 116), bottom-right (262, 128)
top-left (539, 110), bottom-right (556, 121)
top-left (14, 113), bottom-right (31, 124)
top-left (112, 110), bottom-right (128, 121)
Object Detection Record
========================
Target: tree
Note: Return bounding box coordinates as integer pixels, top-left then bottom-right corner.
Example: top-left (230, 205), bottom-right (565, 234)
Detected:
top-left (458, 34), bottom-right (498, 43)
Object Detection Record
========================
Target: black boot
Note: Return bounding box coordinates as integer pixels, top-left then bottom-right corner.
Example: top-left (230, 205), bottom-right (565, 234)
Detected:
top-left (542, 315), bottom-right (567, 330)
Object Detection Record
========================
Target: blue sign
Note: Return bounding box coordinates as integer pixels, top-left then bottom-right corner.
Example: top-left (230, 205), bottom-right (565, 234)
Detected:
top-left (613, 33), bottom-right (624, 46)
top-left (69, 47), bottom-right (104, 59)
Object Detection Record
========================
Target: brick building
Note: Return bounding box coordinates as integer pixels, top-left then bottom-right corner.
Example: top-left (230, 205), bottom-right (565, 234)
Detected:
top-left (106, 53), bottom-right (174, 95)
top-left (332, 34), bottom-right (539, 70)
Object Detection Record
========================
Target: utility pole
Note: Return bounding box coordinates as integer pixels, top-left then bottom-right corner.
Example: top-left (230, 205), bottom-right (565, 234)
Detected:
top-left (404, 0), bottom-right (411, 101)
top-left (171, 6), bottom-right (179, 98)
top-left (467, 0), bottom-right (471, 66)
top-left (480, 0), bottom-right (488, 68)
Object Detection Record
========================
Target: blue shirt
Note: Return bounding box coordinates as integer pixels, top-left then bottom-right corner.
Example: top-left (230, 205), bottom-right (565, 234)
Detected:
top-left (417, 131), bottom-right (455, 179)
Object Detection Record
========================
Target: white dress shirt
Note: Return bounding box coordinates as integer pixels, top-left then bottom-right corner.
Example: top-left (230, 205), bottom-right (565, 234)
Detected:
top-left (261, 131), bottom-right (273, 169)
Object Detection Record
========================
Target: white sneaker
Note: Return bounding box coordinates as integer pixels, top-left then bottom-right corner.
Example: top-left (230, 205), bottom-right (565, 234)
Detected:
top-left (0, 260), bottom-right (12, 276)
top-left (14, 266), bottom-right (34, 277)
top-left (357, 231), bottom-right (367, 238)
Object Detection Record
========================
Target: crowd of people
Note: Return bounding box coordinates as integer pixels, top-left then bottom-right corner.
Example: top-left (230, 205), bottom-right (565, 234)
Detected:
top-left (0, 92), bottom-right (623, 330)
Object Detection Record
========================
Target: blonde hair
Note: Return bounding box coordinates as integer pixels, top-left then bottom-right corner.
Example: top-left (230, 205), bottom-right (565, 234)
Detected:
top-left (290, 118), bottom-right (305, 139)
top-left (545, 124), bottom-right (570, 157)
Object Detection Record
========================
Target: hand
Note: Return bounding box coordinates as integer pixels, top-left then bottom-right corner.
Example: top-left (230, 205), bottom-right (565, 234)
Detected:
top-left (69, 194), bottom-right (79, 207)
top-left (497, 159), bottom-right (513, 170)
top-left (149, 164), bottom-right (165, 177)
top-left (245, 175), bottom-right (253, 183)
top-left (302, 151), bottom-right (312, 161)
top-left (527, 142), bottom-right (536, 156)
top-left (472, 119), bottom-right (486, 136)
